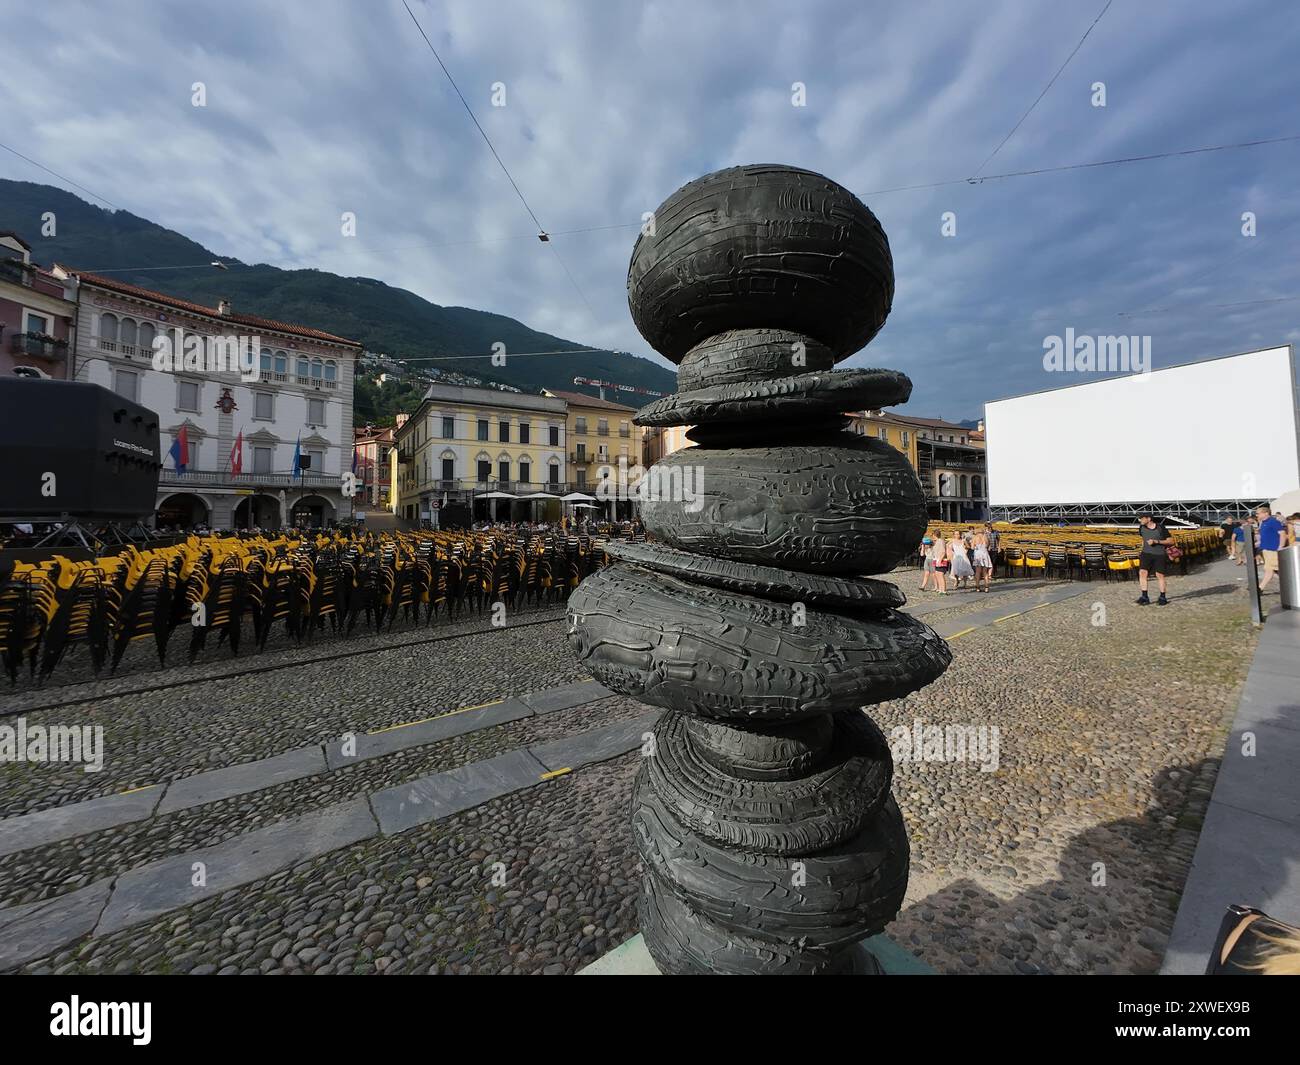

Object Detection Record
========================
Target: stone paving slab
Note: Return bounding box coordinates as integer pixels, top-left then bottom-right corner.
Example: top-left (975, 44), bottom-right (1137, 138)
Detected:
top-left (1163, 603), bottom-right (1300, 974)
top-left (370, 748), bottom-right (548, 835)
top-left (157, 746), bottom-right (328, 815)
top-left (95, 797), bottom-right (379, 937)
top-left (0, 679), bottom-right (607, 858)
top-left (0, 878), bottom-right (114, 970)
top-left (324, 698), bottom-right (532, 770)
top-left (903, 580), bottom-right (1051, 618)
top-left (0, 710), bottom-right (639, 967)
top-left (521, 679), bottom-right (613, 714)
top-left (1211, 721), bottom-right (1300, 828)
top-left (530, 712), bottom-right (659, 772)
top-left (1234, 667), bottom-right (1300, 733)
top-left (1247, 642), bottom-right (1300, 679)
top-left (0, 786), bottom-right (162, 859)
top-left (929, 584), bottom-right (1088, 638)
top-left (1161, 802), bottom-right (1300, 974)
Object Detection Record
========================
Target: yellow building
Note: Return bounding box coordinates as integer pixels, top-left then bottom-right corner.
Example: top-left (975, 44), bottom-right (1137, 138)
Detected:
top-left (641, 424), bottom-right (692, 466)
top-left (848, 409), bottom-right (920, 469)
top-left (396, 384), bottom-right (568, 525)
top-left (543, 389), bottom-right (642, 491)
top-left (852, 411), bottom-right (987, 521)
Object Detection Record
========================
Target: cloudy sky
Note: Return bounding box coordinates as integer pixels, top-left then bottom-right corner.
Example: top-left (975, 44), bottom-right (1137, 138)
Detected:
top-left (3, 0), bottom-right (1299, 419)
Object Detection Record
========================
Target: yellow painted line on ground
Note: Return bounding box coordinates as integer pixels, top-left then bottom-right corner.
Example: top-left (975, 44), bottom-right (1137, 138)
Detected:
top-left (986, 596), bottom-right (1070, 627)
top-left (946, 626), bottom-right (977, 640)
top-left (118, 784), bottom-right (159, 796)
top-left (540, 767), bottom-right (572, 780)
top-left (370, 698), bottom-right (505, 734)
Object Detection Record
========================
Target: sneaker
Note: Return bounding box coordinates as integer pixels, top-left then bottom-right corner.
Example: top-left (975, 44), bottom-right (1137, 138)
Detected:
top-left (1157, 594), bottom-right (1168, 606)
top-left (1136, 594), bottom-right (1150, 605)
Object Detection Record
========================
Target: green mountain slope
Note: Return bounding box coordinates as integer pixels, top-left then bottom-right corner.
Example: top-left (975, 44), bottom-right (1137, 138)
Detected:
top-left (0, 179), bottom-right (676, 401)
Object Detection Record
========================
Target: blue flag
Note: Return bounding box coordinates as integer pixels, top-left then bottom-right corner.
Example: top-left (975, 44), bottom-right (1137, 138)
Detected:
top-left (292, 434), bottom-right (302, 480)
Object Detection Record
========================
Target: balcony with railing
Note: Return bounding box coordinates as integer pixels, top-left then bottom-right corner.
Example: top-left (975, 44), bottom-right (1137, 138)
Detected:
top-left (95, 336), bottom-right (148, 357)
top-left (9, 332), bottom-right (69, 360)
top-left (407, 477), bottom-right (572, 497)
top-left (158, 468), bottom-right (339, 489)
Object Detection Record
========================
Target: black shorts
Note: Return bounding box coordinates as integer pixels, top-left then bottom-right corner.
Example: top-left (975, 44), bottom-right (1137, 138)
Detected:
top-left (1139, 552), bottom-right (1167, 574)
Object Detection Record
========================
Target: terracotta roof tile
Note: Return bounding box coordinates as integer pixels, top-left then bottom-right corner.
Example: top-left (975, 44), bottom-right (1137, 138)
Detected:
top-left (545, 388), bottom-right (638, 413)
top-left (873, 412), bottom-right (976, 433)
top-left (63, 268), bottom-right (362, 348)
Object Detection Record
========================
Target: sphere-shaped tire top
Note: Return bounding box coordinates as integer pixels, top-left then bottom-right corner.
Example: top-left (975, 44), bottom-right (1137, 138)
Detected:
top-left (627, 164), bottom-right (894, 363)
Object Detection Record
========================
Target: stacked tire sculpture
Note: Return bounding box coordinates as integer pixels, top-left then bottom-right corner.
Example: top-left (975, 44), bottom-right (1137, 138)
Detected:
top-left (567, 164), bottom-right (953, 974)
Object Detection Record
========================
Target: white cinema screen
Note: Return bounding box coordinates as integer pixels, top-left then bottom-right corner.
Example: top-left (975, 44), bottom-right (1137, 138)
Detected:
top-left (984, 346), bottom-right (1300, 507)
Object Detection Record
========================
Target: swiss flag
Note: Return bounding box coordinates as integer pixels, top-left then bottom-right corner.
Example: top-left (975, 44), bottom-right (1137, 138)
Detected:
top-left (230, 430), bottom-right (243, 476)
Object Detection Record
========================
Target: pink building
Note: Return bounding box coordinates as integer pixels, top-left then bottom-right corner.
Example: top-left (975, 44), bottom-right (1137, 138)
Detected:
top-left (353, 423), bottom-right (396, 511)
top-left (0, 233), bottom-right (75, 380)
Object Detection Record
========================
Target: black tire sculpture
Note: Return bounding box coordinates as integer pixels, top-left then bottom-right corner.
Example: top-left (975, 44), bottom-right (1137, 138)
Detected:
top-left (567, 163), bottom-right (952, 975)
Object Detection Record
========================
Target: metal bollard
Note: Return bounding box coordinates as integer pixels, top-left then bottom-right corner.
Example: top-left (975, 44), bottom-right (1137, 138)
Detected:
top-left (1279, 543), bottom-right (1300, 610)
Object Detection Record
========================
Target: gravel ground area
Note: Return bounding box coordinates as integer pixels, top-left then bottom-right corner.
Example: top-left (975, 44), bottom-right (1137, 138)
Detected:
top-left (0, 694), bottom-right (648, 910)
top-left (7, 556), bottom-right (1256, 975)
top-left (0, 615), bottom-right (579, 818)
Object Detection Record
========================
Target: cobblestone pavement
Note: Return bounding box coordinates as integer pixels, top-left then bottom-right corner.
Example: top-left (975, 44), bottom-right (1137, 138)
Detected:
top-left (0, 612), bottom-right (580, 817)
top-left (8, 558), bottom-right (1255, 974)
top-left (4, 597), bottom-right (571, 695)
top-left (880, 561), bottom-right (1254, 974)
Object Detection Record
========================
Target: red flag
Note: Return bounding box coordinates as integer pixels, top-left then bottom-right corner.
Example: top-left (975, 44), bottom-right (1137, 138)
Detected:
top-left (230, 430), bottom-right (243, 476)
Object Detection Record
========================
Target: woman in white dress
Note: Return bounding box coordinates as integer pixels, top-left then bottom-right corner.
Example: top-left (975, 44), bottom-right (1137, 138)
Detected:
top-left (971, 528), bottom-right (994, 592)
top-left (949, 535), bottom-right (975, 589)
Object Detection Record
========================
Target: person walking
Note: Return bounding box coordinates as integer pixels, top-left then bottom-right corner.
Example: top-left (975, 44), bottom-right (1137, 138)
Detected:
top-left (1233, 518), bottom-right (1251, 565)
top-left (949, 534), bottom-right (974, 589)
top-left (1256, 505), bottom-right (1287, 592)
top-left (930, 534), bottom-right (949, 594)
top-left (971, 527), bottom-right (994, 592)
top-left (919, 536), bottom-right (935, 591)
top-left (1136, 512), bottom-right (1174, 606)
top-left (1224, 518), bottom-right (1239, 561)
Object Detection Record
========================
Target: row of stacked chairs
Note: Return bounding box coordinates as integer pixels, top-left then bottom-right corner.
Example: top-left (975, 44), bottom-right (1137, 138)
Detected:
top-left (924, 523), bottom-right (1224, 581)
top-left (0, 530), bottom-right (616, 684)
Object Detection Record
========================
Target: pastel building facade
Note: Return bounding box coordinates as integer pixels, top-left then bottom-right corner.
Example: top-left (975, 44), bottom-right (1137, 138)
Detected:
top-left (0, 232), bottom-right (76, 381)
top-left (396, 384), bottom-right (568, 524)
top-left (54, 268), bottom-right (362, 529)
